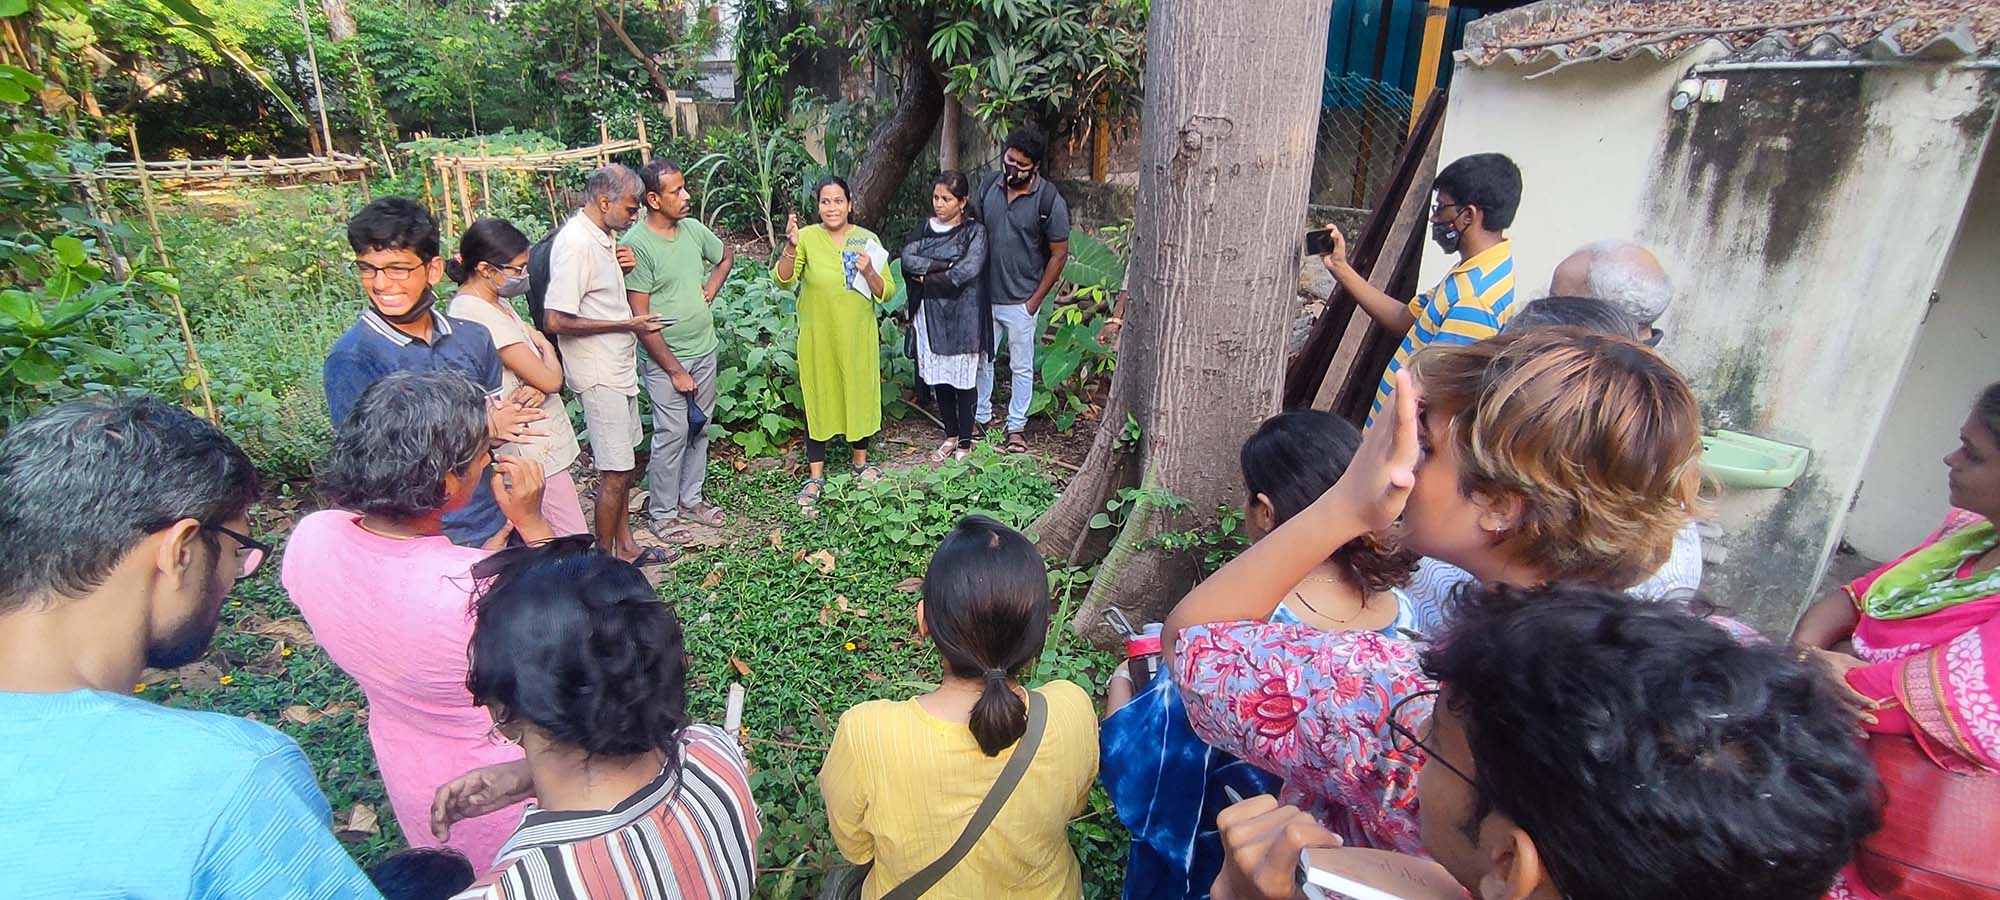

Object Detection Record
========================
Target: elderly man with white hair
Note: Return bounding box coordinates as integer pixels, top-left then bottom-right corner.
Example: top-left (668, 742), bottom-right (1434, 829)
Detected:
top-left (1550, 239), bottom-right (1672, 346)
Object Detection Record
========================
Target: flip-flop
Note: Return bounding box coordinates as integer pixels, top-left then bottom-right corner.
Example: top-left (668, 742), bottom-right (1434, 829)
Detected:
top-left (852, 463), bottom-right (884, 482)
top-left (631, 545), bottom-right (680, 568)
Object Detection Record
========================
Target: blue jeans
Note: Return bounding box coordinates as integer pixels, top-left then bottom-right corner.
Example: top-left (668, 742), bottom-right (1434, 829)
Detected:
top-left (975, 303), bottom-right (1037, 433)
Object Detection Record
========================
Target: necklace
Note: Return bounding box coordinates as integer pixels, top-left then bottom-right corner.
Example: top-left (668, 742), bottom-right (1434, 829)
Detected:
top-left (1288, 591), bottom-right (1367, 624)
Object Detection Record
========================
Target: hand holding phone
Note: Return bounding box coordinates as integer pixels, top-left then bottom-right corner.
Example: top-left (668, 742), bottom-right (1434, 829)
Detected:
top-left (1305, 227), bottom-right (1337, 257)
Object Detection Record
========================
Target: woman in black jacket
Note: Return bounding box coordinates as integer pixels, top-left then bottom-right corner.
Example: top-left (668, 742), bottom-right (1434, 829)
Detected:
top-left (901, 171), bottom-right (990, 461)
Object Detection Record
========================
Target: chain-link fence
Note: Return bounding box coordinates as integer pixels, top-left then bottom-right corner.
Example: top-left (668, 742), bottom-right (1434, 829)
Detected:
top-left (1310, 73), bottom-right (1415, 211)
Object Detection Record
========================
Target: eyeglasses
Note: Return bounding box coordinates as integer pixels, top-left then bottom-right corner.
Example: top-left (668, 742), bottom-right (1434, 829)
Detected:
top-left (490, 263), bottom-right (527, 277)
top-left (353, 261), bottom-right (424, 282)
top-left (1430, 200), bottom-right (1467, 217)
top-left (1386, 688), bottom-right (1475, 785)
top-left (205, 524), bottom-right (272, 582)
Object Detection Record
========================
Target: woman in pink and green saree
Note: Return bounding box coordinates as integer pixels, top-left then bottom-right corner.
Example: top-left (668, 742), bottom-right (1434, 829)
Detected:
top-left (1794, 382), bottom-right (2000, 898)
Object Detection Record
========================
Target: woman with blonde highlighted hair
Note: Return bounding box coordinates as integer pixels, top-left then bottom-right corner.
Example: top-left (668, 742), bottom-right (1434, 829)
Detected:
top-left (1162, 328), bottom-right (1707, 854)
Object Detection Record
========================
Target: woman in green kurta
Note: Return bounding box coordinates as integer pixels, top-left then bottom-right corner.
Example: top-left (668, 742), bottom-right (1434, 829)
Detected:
top-left (774, 176), bottom-right (892, 507)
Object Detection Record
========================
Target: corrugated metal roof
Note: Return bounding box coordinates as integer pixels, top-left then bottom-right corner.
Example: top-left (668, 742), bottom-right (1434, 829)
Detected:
top-left (1462, 0), bottom-right (1999, 67)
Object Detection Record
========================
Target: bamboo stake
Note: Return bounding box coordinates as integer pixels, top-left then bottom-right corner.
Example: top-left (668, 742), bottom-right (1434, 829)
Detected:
top-left (542, 174), bottom-right (559, 230)
top-left (295, 0), bottom-right (337, 162)
top-left (436, 154), bottom-right (456, 236)
top-left (421, 159), bottom-right (436, 213)
top-left (597, 119), bottom-right (610, 167)
top-left (126, 127), bottom-right (217, 423)
top-left (454, 155), bottom-right (473, 231)
top-left (357, 168), bottom-right (370, 201)
top-left (476, 136), bottom-right (492, 211)
top-left (635, 111), bottom-right (650, 164)
top-left (126, 127), bottom-right (169, 264)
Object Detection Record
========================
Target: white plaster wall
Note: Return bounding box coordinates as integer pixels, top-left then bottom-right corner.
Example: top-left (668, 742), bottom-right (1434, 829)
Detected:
top-left (1847, 142), bottom-right (2000, 559)
top-left (1429, 50), bottom-right (1996, 629)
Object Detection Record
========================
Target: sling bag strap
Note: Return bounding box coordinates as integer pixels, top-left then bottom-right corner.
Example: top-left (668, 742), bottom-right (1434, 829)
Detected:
top-left (879, 688), bottom-right (1049, 900)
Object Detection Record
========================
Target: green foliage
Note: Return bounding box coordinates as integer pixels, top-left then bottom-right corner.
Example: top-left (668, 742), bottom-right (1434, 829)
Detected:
top-left (161, 188), bottom-right (358, 479)
top-left (1061, 224), bottom-right (1126, 296)
top-left (690, 118), bottom-right (813, 242)
top-left (734, 0), bottom-right (826, 128)
top-left (1089, 485), bottom-right (1248, 576)
top-left (1027, 301), bottom-right (1114, 431)
top-left (710, 258), bottom-right (806, 457)
top-left (845, 0), bottom-right (1149, 137)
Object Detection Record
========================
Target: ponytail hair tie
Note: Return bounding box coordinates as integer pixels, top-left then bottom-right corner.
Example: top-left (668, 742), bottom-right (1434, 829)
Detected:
top-left (983, 668), bottom-right (1007, 684)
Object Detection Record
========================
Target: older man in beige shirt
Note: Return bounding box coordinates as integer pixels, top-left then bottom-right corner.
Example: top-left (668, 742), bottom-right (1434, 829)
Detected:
top-left (539, 163), bottom-right (672, 565)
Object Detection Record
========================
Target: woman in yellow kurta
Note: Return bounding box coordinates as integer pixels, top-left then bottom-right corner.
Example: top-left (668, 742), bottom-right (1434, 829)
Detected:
top-left (775, 175), bottom-right (892, 508)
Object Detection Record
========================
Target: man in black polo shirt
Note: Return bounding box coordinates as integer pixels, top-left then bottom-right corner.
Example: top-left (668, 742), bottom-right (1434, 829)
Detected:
top-left (324, 197), bottom-right (543, 548)
top-left (974, 126), bottom-right (1070, 453)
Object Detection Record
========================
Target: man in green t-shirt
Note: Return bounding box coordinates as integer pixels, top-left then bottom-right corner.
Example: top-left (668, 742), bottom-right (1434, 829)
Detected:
top-left (623, 160), bottom-right (735, 541)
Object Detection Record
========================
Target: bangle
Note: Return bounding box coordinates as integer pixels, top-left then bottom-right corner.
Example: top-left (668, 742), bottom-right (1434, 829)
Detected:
top-left (1104, 317), bottom-right (1123, 326)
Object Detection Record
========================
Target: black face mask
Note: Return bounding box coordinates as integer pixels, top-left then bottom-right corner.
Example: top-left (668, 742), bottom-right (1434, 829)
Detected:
top-left (371, 285), bottom-right (437, 325)
top-left (1003, 163), bottom-right (1033, 188)
top-left (1430, 219), bottom-right (1463, 255)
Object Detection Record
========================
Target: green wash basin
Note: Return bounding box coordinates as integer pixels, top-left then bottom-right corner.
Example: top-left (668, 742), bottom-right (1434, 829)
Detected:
top-left (1701, 430), bottom-right (1810, 490)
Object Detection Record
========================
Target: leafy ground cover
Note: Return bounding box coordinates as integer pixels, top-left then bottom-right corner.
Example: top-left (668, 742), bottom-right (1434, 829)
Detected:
top-left (148, 446), bottom-right (1130, 898)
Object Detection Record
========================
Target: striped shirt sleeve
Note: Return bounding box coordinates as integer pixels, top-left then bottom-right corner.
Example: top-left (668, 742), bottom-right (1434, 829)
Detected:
top-left (194, 743), bottom-right (383, 899)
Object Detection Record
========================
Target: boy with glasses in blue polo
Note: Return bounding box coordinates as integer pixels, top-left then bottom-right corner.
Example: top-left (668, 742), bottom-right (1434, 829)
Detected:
top-left (324, 197), bottom-right (544, 548)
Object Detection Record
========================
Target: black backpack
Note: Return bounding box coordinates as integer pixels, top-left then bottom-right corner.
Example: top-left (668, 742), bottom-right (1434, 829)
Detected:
top-left (524, 230), bottom-right (557, 338)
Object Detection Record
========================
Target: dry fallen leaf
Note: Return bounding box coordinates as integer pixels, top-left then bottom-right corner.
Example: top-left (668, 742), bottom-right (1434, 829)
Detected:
top-left (172, 661), bottom-right (225, 691)
top-left (281, 701), bottom-right (361, 726)
top-left (255, 618), bottom-right (317, 649)
top-left (863, 672), bottom-right (885, 682)
top-left (335, 803), bottom-right (379, 841)
top-left (700, 569), bottom-right (722, 589)
top-left (894, 577), bottom-right (924, 593)
top-left (806, 550), bottom-right (836, 574)
top-left (769, 528), bottom-right (784, 550)
top-left (730, 657), bottom-right (753, 677)
top-left (835, 595), bottom-right (851, 611)
top-left (817, 604), bottom-right (835, 626)
top-left (792, 548), bottom-right (807, 563)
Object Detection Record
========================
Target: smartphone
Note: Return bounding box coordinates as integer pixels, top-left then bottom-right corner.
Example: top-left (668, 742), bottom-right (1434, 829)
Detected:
top-left (1304, 228), bottom-right (1337, 256)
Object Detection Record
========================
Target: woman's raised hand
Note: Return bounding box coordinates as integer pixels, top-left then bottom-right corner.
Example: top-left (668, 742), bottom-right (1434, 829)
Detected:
top-left (785, 211), bottom-right (800, 247)
top-left (1323, 369), bottom-right (1422, 533)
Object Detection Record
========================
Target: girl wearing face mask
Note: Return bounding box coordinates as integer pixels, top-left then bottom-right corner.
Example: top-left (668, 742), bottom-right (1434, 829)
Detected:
top-left (445, 217), bottom-right (587, 535)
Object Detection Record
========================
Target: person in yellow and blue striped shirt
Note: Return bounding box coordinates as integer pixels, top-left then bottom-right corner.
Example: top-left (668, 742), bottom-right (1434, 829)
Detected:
top-left (1318, 153), bottom-right (1524, 423)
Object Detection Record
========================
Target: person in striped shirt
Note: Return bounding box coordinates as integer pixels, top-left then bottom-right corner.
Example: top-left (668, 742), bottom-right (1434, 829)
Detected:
top-left (1318, 153), bottom-right (1524, 424)
top-left (433, 539), bottom-right (761, 899)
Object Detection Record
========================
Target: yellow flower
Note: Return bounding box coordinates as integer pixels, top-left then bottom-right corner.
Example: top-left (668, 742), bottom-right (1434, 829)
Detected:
top-left (280, 647), bottom-right (294, 657)
top-left (219, 675), bottom-right (234, 686)
top-left (842, 641), bottom-right (857, 652)
top-left (132, 683), bottom-right (146, 694)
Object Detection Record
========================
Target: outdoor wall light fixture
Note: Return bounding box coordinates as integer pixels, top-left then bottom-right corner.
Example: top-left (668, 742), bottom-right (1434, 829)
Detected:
top-left (1671, 75), bottom-right (1728, 111)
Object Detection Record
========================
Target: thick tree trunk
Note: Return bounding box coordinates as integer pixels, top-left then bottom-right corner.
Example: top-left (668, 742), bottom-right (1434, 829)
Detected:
top-left (847, 40), bottom-right (943, 227)
top-left (320, 0), bottom-right (357, 42)
top-left (1042, 0), bottom-right (1332, 647)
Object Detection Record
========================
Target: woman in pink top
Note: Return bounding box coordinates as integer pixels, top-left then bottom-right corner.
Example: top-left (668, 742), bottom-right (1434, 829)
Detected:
top-left (283, 370), bottom-right (557, 867)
